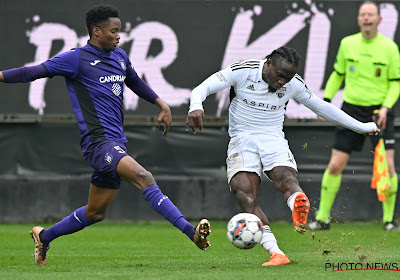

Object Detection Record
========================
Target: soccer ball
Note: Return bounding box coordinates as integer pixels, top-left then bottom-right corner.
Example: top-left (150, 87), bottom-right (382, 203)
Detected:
top-left (227, 213), bottom-right (263, 249)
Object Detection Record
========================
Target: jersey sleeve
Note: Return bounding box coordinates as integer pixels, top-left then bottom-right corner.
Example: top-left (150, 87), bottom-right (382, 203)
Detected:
top-left (189, 64), bottom-right (237, 112)
top-left (388, 43), bottom-right (400, 81)
top-left (333, 40), bottom-right (346, 75)
top-left (323, 71), bottom-right (344, 100)
top-left (291, 75), bottom-right (316, 105)
top-left (382, 43), bottom-right (400, 108)
top-left (2, 64), bottom-right (49, 83)
top-left (323, 40), bottom-right (346, 100)
top-left (43, 49), bottom-right (79, 79)
top-left (125, 61), bottom-right (159, 103)
top-left (292, 77), bottom-right (377, 134)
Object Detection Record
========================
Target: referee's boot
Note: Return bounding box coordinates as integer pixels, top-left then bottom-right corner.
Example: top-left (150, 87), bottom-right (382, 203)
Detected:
top-left (384, 221), bottom-right (400, 231)
top-left (306, 220), bottom-right (331, 231)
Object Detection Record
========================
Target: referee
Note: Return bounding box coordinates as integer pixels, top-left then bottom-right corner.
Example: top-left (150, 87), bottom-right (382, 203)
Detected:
top-left (307, 1), bottom-right (400, 231)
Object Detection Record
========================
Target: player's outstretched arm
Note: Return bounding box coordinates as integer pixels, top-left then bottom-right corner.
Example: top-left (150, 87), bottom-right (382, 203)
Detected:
top-left (154, 98), bottom-right (171, 136)
top-left (301, 94), bottom-right (379, 135)
top-left (0, 65), bottom-right (49, 83)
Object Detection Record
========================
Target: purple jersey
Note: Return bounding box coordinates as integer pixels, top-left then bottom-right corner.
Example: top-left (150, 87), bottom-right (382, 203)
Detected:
top-left (43, 43), bottom-right (158, 151)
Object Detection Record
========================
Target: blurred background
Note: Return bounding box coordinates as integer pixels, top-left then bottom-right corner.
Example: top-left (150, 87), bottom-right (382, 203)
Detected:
top-left (1, 0), bottom-right (399, 223)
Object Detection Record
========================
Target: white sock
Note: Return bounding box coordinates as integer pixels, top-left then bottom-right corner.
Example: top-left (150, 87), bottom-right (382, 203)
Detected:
top-left (287, 192), bottom-right (302, 211)
top-left (261, 225), bottom-right (285, 256)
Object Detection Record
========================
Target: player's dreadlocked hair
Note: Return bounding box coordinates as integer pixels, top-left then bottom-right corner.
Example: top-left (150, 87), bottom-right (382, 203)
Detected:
top-left (86, 4), bottom-right (120, 37)
top-left (265, 46), bottom-right (300, 68)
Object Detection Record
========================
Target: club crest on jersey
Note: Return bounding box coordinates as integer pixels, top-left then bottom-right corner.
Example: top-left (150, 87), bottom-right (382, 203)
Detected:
top-left (119, 59), bottom-right (126, 70)
top-left (276, 87), bottom-right (286, 98)
top-left (104, 152), bottom-right (113, 164)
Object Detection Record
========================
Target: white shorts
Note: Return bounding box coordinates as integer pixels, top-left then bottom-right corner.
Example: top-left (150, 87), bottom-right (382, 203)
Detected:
top-left (226, 133), bottom-right (297, 183)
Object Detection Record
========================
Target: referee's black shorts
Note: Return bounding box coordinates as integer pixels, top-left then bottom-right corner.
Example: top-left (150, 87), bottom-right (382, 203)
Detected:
top-left (333, 101), bottom-right (395, 154)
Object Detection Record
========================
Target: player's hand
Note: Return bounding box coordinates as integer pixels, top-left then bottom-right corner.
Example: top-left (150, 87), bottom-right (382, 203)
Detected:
top-left (156, 106), bottom-right (171, 136)
top-left (154, 98), bottom-right (172, 136)
top-left (186, 109), bottom-right (204, 134)
top-left (364, 123), bottom-right (380, 136)
top-left (372, 107), bottom-right (388, 130)
top-left (317, 116), bottom-right (325, 121)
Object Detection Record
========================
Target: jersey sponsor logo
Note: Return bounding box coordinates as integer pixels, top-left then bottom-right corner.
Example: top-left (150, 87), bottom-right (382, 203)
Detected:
top-left (247, 84), bottom-right (255, 91)
top-left (112, 83), bottom-right (122, 96)
top-left (90, 60), bottom-right (101, 66)
top-left (99, 75), bottom-right (126, 83)
top-left (104, 152), bottom-right (113, 164)
top-left (242, 98), bottom-right (284, 110)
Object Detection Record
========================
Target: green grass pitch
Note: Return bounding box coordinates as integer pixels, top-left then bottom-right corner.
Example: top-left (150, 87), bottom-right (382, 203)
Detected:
top-left (1, 221), bottom-right (399, 279)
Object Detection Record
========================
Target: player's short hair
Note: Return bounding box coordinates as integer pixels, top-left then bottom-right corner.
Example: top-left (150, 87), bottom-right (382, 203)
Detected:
top-left (360, 1), bottom-right (380, 15)
top-left (86, 4), bottom-right (120, 37)
top-left (265, 46), bottom-right (300, 68)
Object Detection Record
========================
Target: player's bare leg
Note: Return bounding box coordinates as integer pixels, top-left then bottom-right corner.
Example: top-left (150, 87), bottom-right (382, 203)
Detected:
top-left (230, 172), bottom-right (269, 224)
top-left (267, 166), bottom-right (310, 233)
top-left (230, 171), bottom-right (290, 266)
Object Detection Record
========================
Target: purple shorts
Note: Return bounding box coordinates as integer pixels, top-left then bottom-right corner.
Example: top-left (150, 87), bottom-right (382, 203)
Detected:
top-left (82, 140), bottom-right (128, 189)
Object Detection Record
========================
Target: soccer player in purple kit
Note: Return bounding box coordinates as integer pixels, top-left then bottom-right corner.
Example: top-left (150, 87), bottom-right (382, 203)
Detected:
top-left (0, 4), bottom-right (211, 266)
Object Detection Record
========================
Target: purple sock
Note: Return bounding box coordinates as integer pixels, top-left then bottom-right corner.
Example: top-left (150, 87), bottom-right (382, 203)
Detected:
top-left (41, 206), bottom-right (93, 243)
top-left (143, 185), bottom-right (195, 240)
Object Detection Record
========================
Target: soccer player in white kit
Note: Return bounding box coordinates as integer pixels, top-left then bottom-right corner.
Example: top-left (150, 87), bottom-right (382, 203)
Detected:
top-left (186, 46), bottom-right (379, 266)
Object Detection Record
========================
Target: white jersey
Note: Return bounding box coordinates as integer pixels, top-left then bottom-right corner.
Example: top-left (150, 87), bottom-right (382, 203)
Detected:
top-left (189, 59), bottom-right (377, 138)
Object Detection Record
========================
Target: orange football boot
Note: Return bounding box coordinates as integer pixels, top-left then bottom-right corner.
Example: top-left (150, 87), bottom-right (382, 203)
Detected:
top-left (262, 253), bottom-right (290, 266)
top-left (292, 193), bottom-right (310, 233)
